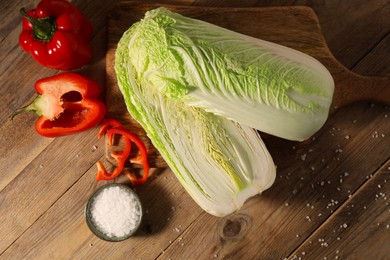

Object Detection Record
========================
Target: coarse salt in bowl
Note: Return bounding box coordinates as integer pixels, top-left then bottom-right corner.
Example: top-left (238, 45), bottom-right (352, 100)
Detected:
top-left (85, 183), bottom-right (143, 242)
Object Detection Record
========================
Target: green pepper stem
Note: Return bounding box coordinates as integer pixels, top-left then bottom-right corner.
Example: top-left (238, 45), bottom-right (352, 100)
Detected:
top-left (9, 94), bottom-right (41, 121)
top-left (20, 8), bottom-right (57, 42)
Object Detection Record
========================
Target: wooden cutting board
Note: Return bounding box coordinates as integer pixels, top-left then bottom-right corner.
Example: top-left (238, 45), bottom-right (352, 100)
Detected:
top-left (105, 3), bottom-right (390, 168)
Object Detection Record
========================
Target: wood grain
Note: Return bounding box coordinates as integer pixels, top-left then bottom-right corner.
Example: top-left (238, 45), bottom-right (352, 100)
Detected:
top-left (105, 3), bottom-right (390, 167)
top-left (291, 159), bottom-right (390, 259)
top-left (0, 1), bottom-right (389, 259)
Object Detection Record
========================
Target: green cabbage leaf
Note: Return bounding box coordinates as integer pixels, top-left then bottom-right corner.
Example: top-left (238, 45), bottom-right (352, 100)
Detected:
top-left (123, 7), bottom-right (334, 141)
top-left (115, 13), bottom-right (276, 217)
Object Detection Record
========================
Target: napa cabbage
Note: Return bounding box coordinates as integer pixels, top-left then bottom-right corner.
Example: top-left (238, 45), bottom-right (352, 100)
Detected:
top-left (122, 7), bottom-right (334, 141)
top-left (115, 7), bottom-right (333, 216)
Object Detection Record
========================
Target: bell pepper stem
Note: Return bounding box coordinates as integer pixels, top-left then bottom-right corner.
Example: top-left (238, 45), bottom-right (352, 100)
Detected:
top-left (9, 94), bottom-right (43, 121)
top-left (20, 8), bottom-right (57, 42)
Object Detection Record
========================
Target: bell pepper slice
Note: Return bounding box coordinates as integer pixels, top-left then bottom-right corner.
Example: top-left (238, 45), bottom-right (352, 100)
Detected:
top-left (97, 118), bottom-right (124, 139)
top-left (95, 119), bottom-right (150, 186)
top-left (11, 72), bottom-right (106, 137)
top-left (96, 136), bottom-right (131, 181)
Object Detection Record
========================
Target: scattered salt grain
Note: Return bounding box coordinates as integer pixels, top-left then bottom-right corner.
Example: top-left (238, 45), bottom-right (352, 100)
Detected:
top-left (90, 186), bottom-right (142, 238)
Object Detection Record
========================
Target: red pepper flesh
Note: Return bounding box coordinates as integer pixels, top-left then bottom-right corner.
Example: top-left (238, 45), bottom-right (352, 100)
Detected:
top-left (96, 136), bottom-right (131, 181)
top-left (95, 119), bottom-right (150, 186)
top-left (12, 72), bottom-right (106, 137)
top-left (97, 118), bottom-right (124, 139)
top-left (19, 0), bottom-right (93, 70)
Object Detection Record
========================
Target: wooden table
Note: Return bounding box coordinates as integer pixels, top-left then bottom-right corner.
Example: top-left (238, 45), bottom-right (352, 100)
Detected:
top-left (1, 0), bottom-right (389, 259)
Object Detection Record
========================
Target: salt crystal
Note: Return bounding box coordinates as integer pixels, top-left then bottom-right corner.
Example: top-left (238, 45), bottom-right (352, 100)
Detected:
top-left (90, 186), bottom-right (142, 238)
top-left (301, 154), bottom-right (307, 161)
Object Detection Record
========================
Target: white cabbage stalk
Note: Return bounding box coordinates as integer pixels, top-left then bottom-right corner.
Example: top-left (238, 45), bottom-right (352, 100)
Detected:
top-left (115, 19), bottom-right (276, 217)
top-left (124, 7), bottom-right (335, 141)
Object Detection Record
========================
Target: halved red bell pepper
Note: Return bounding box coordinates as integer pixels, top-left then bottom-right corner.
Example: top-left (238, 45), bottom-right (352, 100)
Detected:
top-left (96, 119), bottom-right (150, 186)
top-left (11, 72), bottom-right (106, 137)
top-left (19, 0), bottom-right (93, 70)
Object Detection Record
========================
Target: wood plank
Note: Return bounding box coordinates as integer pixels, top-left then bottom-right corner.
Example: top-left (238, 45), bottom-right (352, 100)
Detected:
top-left (313, 0), bottom-right (390, 70)
top-left (105, 3), bottom-right (390, 167)
top-left (0, 0), bottom-right (113, 126)
top-left (159, 99), bottom-right (390, 259)
top-left (352, 33), bottom-right (390, 76)
top-left (252, 0), bottom-right (390, 71)
top-left (0, 0), bottom-right (114, 190)
top-left (0, 26), bottom-right (109, 192)
top-left (1, 166), bottom-right (203, 258)
top-left (2, 92), bottom-right (389, 259)
top-left (0, 1), bottom-right (389, 259)
top-left (290, 159), bottom-right (390, 259)
top-left (0, 128), bottom-right (105, 253)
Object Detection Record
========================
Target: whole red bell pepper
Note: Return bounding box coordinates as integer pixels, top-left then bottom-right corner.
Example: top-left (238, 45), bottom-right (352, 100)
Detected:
top-left (19, 0), bottom-right (93, 70)
top-left (11, 73), bottom-right (106, 137)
